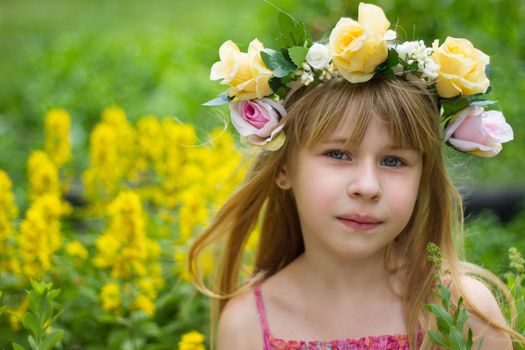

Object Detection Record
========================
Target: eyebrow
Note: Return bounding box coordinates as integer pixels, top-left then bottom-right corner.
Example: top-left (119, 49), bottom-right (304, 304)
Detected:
top-left (323, 138), bottom-right (416, 151)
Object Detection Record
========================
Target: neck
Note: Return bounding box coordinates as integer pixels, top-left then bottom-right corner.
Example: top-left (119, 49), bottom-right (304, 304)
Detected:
top-left (290, 245), bottom-right (405, 302)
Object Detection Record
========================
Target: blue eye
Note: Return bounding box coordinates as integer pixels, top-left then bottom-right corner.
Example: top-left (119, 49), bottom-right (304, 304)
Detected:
top-left (327, 150), bottom-right (349, 160)
top-left (382, 156), bottom-right (403, 167)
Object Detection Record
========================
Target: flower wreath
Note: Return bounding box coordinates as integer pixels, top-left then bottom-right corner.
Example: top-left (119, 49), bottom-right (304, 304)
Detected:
top-left (205, 2), bottom-right (513, 157)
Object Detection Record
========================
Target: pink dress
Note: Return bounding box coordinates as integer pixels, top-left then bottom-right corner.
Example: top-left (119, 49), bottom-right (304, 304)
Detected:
top-left (254, 285), bottom-right (422, 350)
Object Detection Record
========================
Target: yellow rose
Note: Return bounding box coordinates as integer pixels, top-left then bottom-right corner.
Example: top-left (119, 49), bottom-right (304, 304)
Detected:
top-left (432, 37), bottom-right (490, 98)
top-left (328, 3), bottom-right (392, 83)
top-left (210, 39), bottom-right (273, 100)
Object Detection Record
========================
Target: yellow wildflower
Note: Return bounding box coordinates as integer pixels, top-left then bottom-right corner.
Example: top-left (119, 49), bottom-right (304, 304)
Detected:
top-left (18, 194), bottom-right (65, 279)
top-left (8, 297), bottom-right (29, 331)
top-left (100, 282), bottom-right (121, 312)
top-left (83, 107), bottom-right (136, 210)
top-left (136, 116), bottom-right (164, 171)
top-left (132, 294), bottom-right (155, 316)
top-left (94, 191), bottom-right (164, 311)
top-left (44, 108), bottom-right (72, 167)
top-left (161, 120), bottom-right (197, 205)
top-left (173, 250), bottom-right (191, 282)
top-left (178, 186), bottom-right (208, 243)
top-left (27, 151), bottom-right (60, 202)
top-left (179, 331), bottom-right (206, 350)
top-left (65, 240), bottom-right (89, 260)
top-left (0, 170), bottom-right (18, 272)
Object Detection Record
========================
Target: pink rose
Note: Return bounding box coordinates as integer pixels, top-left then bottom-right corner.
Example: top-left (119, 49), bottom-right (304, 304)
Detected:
top-left (444, 106), bottom-right (513, 157)
top-left (230, 98), bottom-right (287, 148)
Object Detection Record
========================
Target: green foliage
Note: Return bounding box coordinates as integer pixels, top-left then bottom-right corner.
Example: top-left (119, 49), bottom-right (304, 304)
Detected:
top-left (505, 247), bottom-right (525, 343)
top-left (275, 10), bottom-right (312, 48)
top-left (288, 46), bottom-right (309, 67)
top-left (11, 281), bottom-right (64, 350)
top-left (261, 49), bottom-right (297, 78)
top-left (425, 243), bottom-right (481, 350)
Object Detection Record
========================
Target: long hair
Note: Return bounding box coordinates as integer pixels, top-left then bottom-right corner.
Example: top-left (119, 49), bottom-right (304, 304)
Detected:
top-left (189, 77), bottom-right (523, 348)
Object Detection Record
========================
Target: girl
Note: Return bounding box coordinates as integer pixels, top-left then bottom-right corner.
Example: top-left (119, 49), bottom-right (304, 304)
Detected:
top-left (190, 3), bottom-right (523, 349)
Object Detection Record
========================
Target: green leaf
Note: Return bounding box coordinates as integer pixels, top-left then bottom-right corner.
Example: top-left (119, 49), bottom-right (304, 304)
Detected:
top-left (41, 329), bottom-right (64, 350)
top-left (441, 97), bottom-right (470, 120)
top-left (22, 313), bottom-right (42, 339)
top-left (47, 289), bottom-right (60, 301)
top-left (449, 327), bottom-right (467, 350)
top-left (12, 343), bottom-right (26, 350)
top-left (269, 76), bottom-right (284, 93)
top-left (456, 308), bottom-right (468, 331)
top-left (28, 293), bottom-right (41, 319)
top-left (377, 49), bottom-right (400, 78)
top-left (453, 296), bottom-right (463, 324)
top-left (40, 298), bottom-right (52, 325)
top-left (276, 11), bottom-right (310, 47)
top-left (0, 306), bottom-right (6, 317)
top-left (439, 284), bottom-right (452, 311)
top-left (30, 280), bottom-right (43, 295)
top-left (425, 304), bottom-right (453, 334)
top-left (138, 321), bottom-right (162, 337)
top-left (288, 46), bottom-right (309, 68)
top-left (427, 330), bottom-right (449, 347)
top-left (261, 49), bottom-right (296, 78)
top-left (467, 328), bottom-right (473, 349)
top-left (27, 335), bottom-right (38, 350)
top-left (202, 93), bottom-right (231, 106)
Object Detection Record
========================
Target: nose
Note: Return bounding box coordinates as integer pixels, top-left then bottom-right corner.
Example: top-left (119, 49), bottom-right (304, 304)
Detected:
top-left (347, 159), bottom-right (382, 201)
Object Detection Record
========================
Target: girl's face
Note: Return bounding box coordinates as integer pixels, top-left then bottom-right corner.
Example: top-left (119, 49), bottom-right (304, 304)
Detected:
top-left (283, 114), bottom-right (423, 261)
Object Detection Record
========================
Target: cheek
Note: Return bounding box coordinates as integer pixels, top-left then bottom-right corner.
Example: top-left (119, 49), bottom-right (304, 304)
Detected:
top-left (293, 167), bottom-right (338, 212)
top-left (389, 175), bottom-right (421, 218)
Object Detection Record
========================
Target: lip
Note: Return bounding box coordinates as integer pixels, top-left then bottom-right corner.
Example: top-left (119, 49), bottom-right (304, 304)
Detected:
top-left (337, 214), bottom-right (382, 232)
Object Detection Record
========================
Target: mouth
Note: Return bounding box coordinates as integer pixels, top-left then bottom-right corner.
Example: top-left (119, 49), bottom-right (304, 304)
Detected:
top-left (336, 214), bottom-right (383, 232)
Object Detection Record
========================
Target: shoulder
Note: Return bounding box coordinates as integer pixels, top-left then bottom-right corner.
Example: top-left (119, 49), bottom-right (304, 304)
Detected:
top-left (216, 287), bottom-right (263, 350)
top-left (458, 275), bottom-right (502, 316)
top-left (457, 275), bottom-right (513, 350)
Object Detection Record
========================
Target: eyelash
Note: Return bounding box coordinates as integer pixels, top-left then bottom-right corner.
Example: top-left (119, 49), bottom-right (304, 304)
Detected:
top-left (325, 150), bottom-right (406, 167)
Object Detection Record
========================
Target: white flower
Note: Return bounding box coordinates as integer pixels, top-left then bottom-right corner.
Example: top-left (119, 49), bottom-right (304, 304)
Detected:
top-left (306, 43), bottom-right (331, 70)
top-left (394, 40), bottom-right (440, 81)
top-left (395, 40), bottom-right (425, 62)
top-left (384, 29), bottom-right (397, 41)
top-left (420, 57), bottom-right (440, 80)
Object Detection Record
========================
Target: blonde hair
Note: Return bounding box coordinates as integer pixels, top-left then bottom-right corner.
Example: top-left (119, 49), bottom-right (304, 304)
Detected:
top-left (189, 77), bottom-right (524, 348)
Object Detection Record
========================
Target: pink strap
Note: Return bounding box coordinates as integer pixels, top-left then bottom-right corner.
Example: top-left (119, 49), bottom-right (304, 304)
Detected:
top-left (254, 284), bottom-right (272, 350)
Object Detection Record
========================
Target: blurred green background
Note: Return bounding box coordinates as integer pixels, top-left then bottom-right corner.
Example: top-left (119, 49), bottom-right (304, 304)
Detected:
top-left (0, 0), bottom-right (524, 339)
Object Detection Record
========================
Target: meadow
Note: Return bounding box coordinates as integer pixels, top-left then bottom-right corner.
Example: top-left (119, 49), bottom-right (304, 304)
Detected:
top-left (0, 0), bottom-right (524, 348)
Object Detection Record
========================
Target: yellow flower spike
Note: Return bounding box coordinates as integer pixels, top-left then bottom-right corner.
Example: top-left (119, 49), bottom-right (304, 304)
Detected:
top-left (94, 191), bottom-right (164, 312)
top-left (83, 107), bottom-right (136, 208)
top-left (18, 194), bottom-right (65, 280)
top-left (65, 240), bottom-right (89, 260)
top-left (44, 108), bottom-right (72, 167)
top-left (0, 170), bottom-right (18, 272)
top-left (100, 282), bottom-right (121, 312)
top-left (27, 151), bottom-right (60, 202)
top-left (136, 115), bottom-right (165, 171)
top-left (132, 294), bottom-right (155, 316)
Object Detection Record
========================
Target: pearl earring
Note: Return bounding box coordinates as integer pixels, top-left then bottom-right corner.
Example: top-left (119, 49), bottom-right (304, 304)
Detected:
top-left (278, 179), bottom-right (289, 189)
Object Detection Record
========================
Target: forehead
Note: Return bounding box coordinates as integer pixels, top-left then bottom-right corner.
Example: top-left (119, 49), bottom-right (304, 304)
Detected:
top-left (313, 107), bottom-right (414, 151)
top-left (287, 79), bottom-right (437, 155)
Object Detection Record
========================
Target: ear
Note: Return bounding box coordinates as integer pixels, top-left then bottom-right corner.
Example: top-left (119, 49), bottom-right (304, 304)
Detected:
top-left (275, 165), bottom-right (292, 190)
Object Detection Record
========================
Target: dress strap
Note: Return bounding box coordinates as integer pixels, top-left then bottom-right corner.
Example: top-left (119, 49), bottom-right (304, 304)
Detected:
top-left (254, 284), bottom-right (272, 350)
